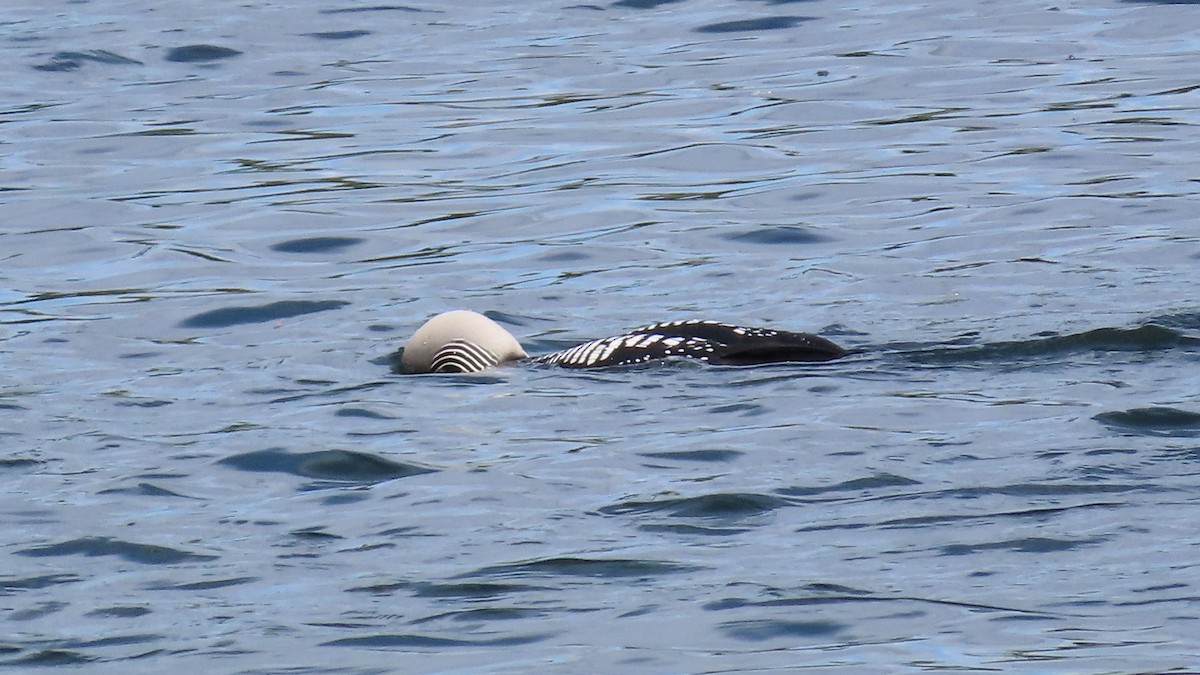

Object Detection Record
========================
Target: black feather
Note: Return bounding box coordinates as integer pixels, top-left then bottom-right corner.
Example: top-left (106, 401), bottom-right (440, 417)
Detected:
top-left (533, 320), bottom-right (845, 369)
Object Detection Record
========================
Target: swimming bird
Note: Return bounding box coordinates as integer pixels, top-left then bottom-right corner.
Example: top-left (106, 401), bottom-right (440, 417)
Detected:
top-left (397, 310), bottom-right (846, 374)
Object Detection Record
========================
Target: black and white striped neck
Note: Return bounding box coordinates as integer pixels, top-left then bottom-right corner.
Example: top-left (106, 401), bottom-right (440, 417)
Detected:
top-left (428, 339), bottom-right (503, 373)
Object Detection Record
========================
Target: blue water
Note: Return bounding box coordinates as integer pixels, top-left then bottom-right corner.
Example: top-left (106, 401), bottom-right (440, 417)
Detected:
top-left (3, 0), bottom-right (1200, 672)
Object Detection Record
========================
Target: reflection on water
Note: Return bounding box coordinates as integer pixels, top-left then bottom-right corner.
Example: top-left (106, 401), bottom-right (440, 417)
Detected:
top-left (3, 0), bottom-right (1200, 671)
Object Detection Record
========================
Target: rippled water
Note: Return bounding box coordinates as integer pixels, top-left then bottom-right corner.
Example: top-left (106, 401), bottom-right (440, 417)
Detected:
top-left (4, 0), bottom-right (1200, 671)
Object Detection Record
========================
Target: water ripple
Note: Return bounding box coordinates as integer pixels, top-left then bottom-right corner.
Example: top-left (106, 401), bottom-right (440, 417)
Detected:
top-left (464, 557), bottom-right (704, 580)
top-left (217, 448), bottom-right (435, 483)
top-left (178, 299), bottom-right (350, 328)
top-left (599, 492), bottom-right (793, 518)
top-left (162, 45), bottom-right (242, 63)
top-left (5, 0), bottom-right (1200, 670)
top-left (1094, 406), bottom-right (1200, 437)
top-left (15, 537), bottom-right (216, 565)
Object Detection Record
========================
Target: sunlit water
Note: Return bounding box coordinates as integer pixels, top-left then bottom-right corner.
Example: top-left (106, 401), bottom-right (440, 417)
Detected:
top-left (3, 0), bottom-right (1200, 672)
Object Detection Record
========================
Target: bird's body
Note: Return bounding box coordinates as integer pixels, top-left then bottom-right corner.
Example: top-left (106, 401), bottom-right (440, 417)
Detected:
top-left (531, 319), bottom-right (845, 368)
top-left (397, 311), bottom-right (845, 374)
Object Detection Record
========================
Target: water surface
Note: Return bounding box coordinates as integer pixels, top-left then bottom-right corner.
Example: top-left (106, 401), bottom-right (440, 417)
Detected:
top-left (3, 0), bottom-right (1200, 671)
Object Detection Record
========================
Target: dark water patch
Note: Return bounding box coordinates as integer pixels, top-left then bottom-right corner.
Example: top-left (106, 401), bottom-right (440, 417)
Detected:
top-left (1083, 447), bottom-right (1139, 457)
top-left (1114, 595), bottom-right (1200, 608)
top-left (294, 378), bottom-right (338, 387)
top-left (619, 605), bottom-right (656, 618)
top-left (164, 45), bottom-right (242, 63)
top-left (97, 482), bottom-right (197, 499)
top-left (934, 482), bottom-right (1140, 498)
top-left (321, 491), bottom-right (372, 506)
top-left (877, 502), bottom-right (1121, 530)
top-left (1095, 407), bottom-right (1200, 437)
top-left (719, 618), bottom-right (843, 642)
top-left (695, 16), bottom-right (815, 32)
top-left (345, 580), bottom-right (410, 594)
top-left (111, 398), bottom-right (171, 409)
top-left (784, 488), bottom-right (1127, 532)
top-left (120, 126), bottom-right (197, 137)
top-left (538, 249), bottom-right (591, 263)
top-left (465, 556), bottom-right (702, 579)
top-left (1157, 447), bottom-right (1200, 462)
top-left (9, 601), bottom-right (67, 621)
top-left (598, 492), bottom-right (791, 518)
top-left (218, 448), bottom-right (435, 483)
top-left (480, 309), bottom-right (534, 327)
top-left (270, 236), bottom-right (364, 253)
top-left (178, 299), bottom-right (349, 328)
top-left (411, 607), bottom-right (546, 624)
top-left (65, 634), bottom-right (162, 650)
top-left (335, 407), bottom-right (395, 420)
top-left (777, 472), bottom-right (921, 498)
top-left (708, 402), bottom-right (767, 416)
top-left (378, 526), bottom-right (420, 537)
top-left (613, 0), bottom-right (686, 7)
top-left (323, 632), bottom-right (552, 648)
top-left (705, 592), bottom-right (871, 612)
top-left (722, 225), bottom-right (828, 245)
top-left (707, 584), bottom-right (1053, 617)
top-left (119, 351), bottom-right (164, 360)
top-left (1, 649), bottom-right (95, 667)
top-left (15, 537), bottom-right (216, 565)
top-left (1, 574), bottom-right (81, 594)
top-left (902, 324), bottom-right (1200, 366)
top-left (343, 543), bottom-right (395, 556)
top-left (1135, 582), bottom-right (1189, 593)
top-left (265, 381), bottom-right (325, 398)
top-left (940, 536), bottom-right (1103, 556)
top-left (146, 577), bottom-right (257, 591)
top-left (639, 448), bottom-right (743, 462)
top-left (1, 457), bottom-right (42, 471)
top-left (308, 620), bottom-right (376, 629)
top-left (320, 4), bottom-right (435, 13)
top-left (291, 527), bottom-right (343, 540)
top-left (868, 108), bottom-right (967, 126)
top-left (305, 30), bottom-right (372, 40)
top-left (86, 606), bottom-right (151, 618)
top-left (1147, 312), bottom-right (1200, 334)
top-left (638, 523), bottom-right (752, 536)
top-left (408, 582), bottom-right (547, 599)
top-left (33, 49), bottom-right (143, 71)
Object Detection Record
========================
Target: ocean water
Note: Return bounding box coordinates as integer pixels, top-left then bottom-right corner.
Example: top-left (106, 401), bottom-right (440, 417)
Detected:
top-left (3, 0), bottom-right (1200, 672)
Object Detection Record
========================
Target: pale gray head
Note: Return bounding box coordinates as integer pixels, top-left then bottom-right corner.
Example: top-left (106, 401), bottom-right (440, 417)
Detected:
top-left (399, 310), bottom-right (528, 374)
